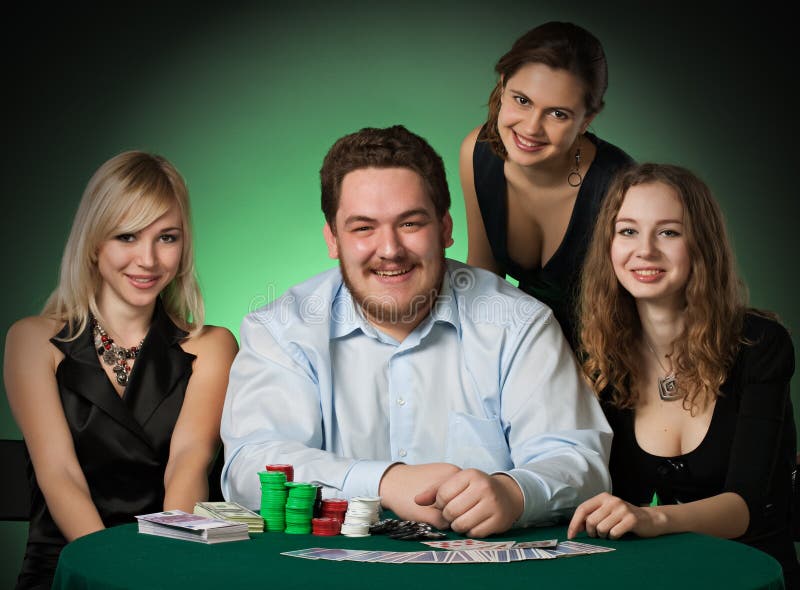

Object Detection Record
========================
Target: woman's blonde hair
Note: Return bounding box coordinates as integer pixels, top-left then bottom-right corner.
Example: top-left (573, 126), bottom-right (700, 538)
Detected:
top-left (579, 163), bottom-right (746, 411)
top-left (43, 151), bottom-right (204, 338)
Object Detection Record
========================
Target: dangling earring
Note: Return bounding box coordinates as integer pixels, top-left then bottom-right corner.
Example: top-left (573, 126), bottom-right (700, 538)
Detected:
top-left (568, 137), bottom-right (582, 187)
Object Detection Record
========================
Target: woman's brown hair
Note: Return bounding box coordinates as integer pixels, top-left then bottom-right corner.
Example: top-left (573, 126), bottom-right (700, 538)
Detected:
top-left (579, 163), bottom-right (747, 411)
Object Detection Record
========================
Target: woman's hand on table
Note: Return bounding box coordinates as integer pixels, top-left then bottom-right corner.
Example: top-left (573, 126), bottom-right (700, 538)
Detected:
top-left (567, 492), bottom-right (666, 540)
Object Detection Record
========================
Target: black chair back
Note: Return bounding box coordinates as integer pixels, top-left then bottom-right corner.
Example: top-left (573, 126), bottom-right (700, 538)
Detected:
top-left (207, 446), bottom-right (225, 502)
top-left (0, 439), bottom-right (31, 521)
top-left (793, 456), bottom-right (800, 541)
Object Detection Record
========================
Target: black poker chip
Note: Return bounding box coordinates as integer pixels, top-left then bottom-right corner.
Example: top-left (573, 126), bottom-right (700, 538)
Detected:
top-left (369, 518), bottom-right (446, 540)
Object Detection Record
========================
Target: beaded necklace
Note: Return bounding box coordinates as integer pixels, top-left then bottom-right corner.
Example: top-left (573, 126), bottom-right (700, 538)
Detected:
top-left (92, 318), bottom-right (144, 386)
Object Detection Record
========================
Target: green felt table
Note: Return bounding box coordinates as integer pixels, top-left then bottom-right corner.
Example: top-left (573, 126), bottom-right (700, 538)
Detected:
top-left (52, 522), bottom-right (784, 590)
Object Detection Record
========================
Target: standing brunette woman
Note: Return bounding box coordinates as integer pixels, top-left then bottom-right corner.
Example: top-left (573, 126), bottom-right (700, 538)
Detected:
top-left (567, 163), bottom-right (797, 585)
top-left (4, 151), bottom-right (238, 589)
top-left (461, 21), bottom-right (633, 348)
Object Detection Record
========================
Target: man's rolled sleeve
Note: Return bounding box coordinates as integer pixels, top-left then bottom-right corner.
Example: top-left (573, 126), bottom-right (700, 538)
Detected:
top-left (341, 460), bottom-right (396, 499)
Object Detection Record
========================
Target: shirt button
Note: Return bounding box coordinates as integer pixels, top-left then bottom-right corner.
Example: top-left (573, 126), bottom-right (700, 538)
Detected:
top-left (397, 398), bottom-right (406, 406)
top-left (398, 449), bottom-right (407, 457)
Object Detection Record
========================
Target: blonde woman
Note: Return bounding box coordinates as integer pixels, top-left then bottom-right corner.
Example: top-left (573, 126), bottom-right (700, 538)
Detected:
top-left (4, 151), bottom-right (237, 589)
top-left (567, 163), bottom-right (797, 586)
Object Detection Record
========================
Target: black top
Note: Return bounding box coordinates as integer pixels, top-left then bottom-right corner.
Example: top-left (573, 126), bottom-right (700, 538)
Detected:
top-left (18, 300), bottom-right (195, 590)
top-left (472, 129), bottom-right (632, 348)
top-left (604, 313), bottom-right (798, 579)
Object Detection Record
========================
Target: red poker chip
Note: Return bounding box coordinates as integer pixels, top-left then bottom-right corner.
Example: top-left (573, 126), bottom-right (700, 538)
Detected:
top-left (312, 517), bottom-right (339, 526)
top-left (321, 499), bottom-right (348, 509)
top-left (311, 517), bottom-right (341, 535)
top-left (320, 510), bottom-right (346, 518)
top-left (265, 464), bottom-right (294, 482)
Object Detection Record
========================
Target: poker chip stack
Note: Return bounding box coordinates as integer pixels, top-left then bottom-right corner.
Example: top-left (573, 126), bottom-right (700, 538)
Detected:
top-left (283, 482), bottom-right (318, 534)
top-left (340, 496), bottom-right (381, 537)
top-left (265, 463), bottom-right (294, 482)
top-left (258, 470), bottom-right (289, 532)
top-left (319, 498), bottom-right (348, 524)
top-left (311, 517), bottom-right (341, 536)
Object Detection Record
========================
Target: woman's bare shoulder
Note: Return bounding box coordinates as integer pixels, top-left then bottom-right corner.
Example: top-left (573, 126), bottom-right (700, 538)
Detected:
top-left (460, 125), bottom-right (483, 154)
top-left (6, 315), bottom-right (66, 347)
top-left (4, 316), bottom-right (66, 384)
top-left (181, 325), bottom-right (238, 359)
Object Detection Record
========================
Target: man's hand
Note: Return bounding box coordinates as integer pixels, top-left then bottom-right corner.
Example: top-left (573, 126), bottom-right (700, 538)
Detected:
top-left (567, 492), bottom-right (666, 540)
top-left (378, 463), bottom-right (462, 529)
top-left (414, 468), bottom-right (523, 537)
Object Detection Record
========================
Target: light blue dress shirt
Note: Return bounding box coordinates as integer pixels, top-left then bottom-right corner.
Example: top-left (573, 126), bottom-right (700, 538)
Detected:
top-left (221, 260), bottom-right (611, 527)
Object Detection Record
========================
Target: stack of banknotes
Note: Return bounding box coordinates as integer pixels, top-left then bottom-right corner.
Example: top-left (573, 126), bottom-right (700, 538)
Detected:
top-left (194, 501), bottom-right (265, 533)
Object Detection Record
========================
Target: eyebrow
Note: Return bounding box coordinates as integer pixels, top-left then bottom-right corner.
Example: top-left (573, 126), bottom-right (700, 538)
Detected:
top-left (342, 208), bottom-right (433, 225)
top-left (615, 218), bottom-right (683, 225)
top-left (507, 88), bottom-right (576, 115)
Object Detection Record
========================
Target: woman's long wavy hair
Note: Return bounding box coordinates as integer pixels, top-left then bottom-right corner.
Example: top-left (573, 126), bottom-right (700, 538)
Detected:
top-left (579, 163), bottom-right (746, 411)
top-left (43, 151), bottom-right (204, 339)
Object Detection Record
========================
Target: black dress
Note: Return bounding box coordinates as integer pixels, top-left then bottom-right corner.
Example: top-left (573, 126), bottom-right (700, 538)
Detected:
top-left (604, 314), bottom-right (798, 584)
top-left (472, 128), bottom-right (632, 348)
top-left (16, 300), bottom-right (195, 590)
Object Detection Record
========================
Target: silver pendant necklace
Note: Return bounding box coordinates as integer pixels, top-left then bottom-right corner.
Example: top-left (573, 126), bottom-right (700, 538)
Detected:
top-left (645, 340), bottom-right (681, 402)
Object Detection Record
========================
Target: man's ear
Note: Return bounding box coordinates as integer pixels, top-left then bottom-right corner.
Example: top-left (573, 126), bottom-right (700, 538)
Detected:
top-left (323, 222), bottom-right (339, 259)
top-left (441, 213), bottom-right (454, 248)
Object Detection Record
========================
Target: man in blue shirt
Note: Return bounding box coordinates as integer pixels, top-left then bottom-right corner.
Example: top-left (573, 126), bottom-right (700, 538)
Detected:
top-left (221, 125), bottom-right (611, 537)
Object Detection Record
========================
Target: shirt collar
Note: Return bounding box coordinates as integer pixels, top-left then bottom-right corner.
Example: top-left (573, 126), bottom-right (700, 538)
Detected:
top-left (428, 265), bottom-right (461, 335)
top-left (330, 281), bottom-right (364, 339)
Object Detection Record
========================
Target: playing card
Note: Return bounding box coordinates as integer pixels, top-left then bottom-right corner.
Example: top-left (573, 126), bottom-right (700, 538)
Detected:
top-left (488, 549), bottom-right (514, 563)
top-left (403, 551), bottom-right (443, 564)
top-left (280, 547), bottom-right (326, 559)
top-left (558, 540), bottom-right (615, 554)
top-left (513, 539), bottom-right (558, 549)
top-left (542, 544), bottom-right (585, 558)
top-left (519, 547), bottom-right (556, 560)
top-left (383, 551), bottom-right (428, 563)
top-left (482, 541), bottom-right (517, 549)
top-left (421, 539), bottom-right (508, 550)
top-left (302, 548), bottom-right (373, 561)
top-left (347, 550), bottom-right (397, 562)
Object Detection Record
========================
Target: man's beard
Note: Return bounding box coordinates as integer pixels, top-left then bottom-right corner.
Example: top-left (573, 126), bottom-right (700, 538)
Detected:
top-left (340, 254), bottom-right (446, 330)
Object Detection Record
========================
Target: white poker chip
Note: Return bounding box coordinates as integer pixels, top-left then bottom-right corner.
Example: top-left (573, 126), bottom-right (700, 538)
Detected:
top-left (345, 497), bottom-right (382, 526)
top-left (342, 496), bottom-right (382, 530)
top-left (340, 523), bottom-right (370, 536)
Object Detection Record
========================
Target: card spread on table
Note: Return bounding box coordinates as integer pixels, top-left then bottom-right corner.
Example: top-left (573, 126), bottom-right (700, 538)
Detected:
top-left (422, 539), bottom-right (557, 550)
top-left (513, 539), bottom-right (558, 549)
top-left (421, 539), bottom-right (517, 550)
top-left (280, 539), bottom-right (613, 564)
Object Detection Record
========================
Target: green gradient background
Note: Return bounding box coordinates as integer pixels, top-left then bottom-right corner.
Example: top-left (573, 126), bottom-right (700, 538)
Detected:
top-left (1, 2), bottom-right (796, 585)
